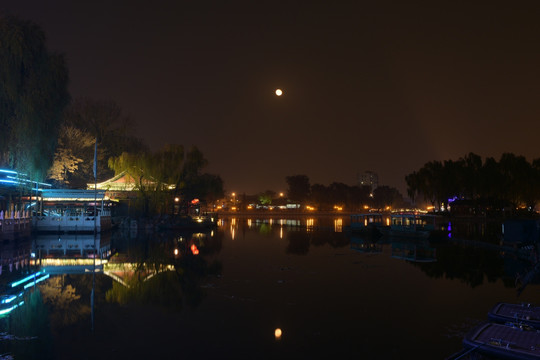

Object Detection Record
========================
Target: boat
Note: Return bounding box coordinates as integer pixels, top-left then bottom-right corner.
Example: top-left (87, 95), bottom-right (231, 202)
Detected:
top-left (349, 213), bottom-right (387, 237)
top-left (502, 219), bottom-right (540, 246)
top-left (463, 321), bottom-right (540, 360)
top-left (489, 303), bottom-right (540, 330)
top-left (379, 212), bottom-right (440, 239)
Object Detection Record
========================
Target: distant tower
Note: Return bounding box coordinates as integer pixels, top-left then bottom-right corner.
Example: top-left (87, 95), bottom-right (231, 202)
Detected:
top-left (358, 171), bottom-right (378, 194)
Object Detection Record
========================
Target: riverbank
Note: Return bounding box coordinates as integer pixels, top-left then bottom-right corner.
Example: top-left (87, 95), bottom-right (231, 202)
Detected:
top-left (217, 210), bottom-right (353, 217)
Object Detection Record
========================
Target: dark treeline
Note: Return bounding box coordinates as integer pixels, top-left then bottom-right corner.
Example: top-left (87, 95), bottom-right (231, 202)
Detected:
top-left (0, 15), bottom-right (223, 217)
top-left (0, 15), bottom-right (70, 181)
top-left (285, 175), bottom-right (407, 211)
top-left (405, 152), bottom-right (540, 211)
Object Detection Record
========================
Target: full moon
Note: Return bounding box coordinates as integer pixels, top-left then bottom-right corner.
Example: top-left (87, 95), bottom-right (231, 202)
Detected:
top-left (275, 89), bottom-right (283, 96)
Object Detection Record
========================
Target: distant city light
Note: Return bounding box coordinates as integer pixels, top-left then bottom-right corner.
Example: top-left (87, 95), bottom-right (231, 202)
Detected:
top-left (275, 89), bottom-right (283, 96)
top-left (275, 328), bottom-right (282, 340)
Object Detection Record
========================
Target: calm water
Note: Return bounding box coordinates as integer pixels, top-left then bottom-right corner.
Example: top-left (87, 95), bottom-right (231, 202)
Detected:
top-left (0, 215), bottom-right (539, 359)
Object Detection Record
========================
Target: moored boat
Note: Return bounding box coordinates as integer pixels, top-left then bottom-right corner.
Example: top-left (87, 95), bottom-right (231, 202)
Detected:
top-left (489, 303), bottom-right (540, 330)
top-left (349, 213), bottom-right (387, 237)
top-left (463, 322), bottom-right (540, 360)
top-left (379, 212), bottom-right (441, 239)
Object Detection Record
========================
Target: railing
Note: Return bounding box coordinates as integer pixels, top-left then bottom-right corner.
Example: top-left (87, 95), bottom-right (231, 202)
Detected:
top-left (32, 211), bottom-right (111, 232)
top-left (0, 210), bottom-right (32, 235)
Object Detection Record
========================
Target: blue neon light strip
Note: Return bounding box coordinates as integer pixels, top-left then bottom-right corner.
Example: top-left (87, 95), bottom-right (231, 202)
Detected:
top-left (23, 274), bottom-right (49, 289)
top-left (0, 169), bottom-right (17, 174)
top-left (11, 272), bottom-right (41, 288)
top-left (0, 305), bottom-right (17, 316)
top-left (0, 179), bottom-right (18, 185)
top-left (5, 176), bottom-right (51, 187)
top-left (1, 295), bottom-right (16, 304)
top-left (0, 301), bottom-right (24, 316)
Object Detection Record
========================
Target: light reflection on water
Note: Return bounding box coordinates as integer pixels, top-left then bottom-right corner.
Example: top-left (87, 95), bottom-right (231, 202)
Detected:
top-left (0, 215), bottom-right (538, 359)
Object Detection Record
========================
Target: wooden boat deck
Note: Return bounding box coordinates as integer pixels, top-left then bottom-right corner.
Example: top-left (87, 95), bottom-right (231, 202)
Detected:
top-left (464, 322), bottom-right (540, 360)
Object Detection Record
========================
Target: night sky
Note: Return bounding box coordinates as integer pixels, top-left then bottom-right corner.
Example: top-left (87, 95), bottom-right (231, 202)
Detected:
top-left (3, 1), bottom-right (540, 196)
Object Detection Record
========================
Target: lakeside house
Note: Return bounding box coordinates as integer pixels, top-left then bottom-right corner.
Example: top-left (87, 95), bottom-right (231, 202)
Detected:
top-left (32, 189), bottom-right (111, 233)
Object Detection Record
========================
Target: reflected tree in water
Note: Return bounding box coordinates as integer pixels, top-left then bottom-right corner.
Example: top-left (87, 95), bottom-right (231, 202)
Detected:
top-left (286, 230), bottom-right (350, 255)
top-left (410, 244), bottom-right (506, 288)
top-left (3, 289), bottom-right (54, 359)
top-left (311, 232), bottom-right (350, 249)
top-left (39, 276), bottom-right (91, 329)
top-left (258, 223), bottom-right (272, 235)
top-left (176, 251), bottom-right (222, 308)
top-left (106, 270), bottom-right (184, 311)
top-left (286, 232), bottom-right (311, 255)
top-left (106, 232), bottom-right (222, 310)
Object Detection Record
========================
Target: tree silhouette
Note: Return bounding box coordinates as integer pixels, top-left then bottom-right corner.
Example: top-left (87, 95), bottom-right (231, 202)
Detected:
top-left (286, 175), bottom-right (311, 203)
top-left (0, 15), bottom-right (70, 180)
top-left (406, 152), bottom-right (540, 212)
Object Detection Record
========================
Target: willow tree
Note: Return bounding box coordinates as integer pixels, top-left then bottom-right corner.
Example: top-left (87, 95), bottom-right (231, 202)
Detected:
top-left (109, 145), bottom-right (223, 217)
top-left (109, 151), bottom-right (156, 217)
top-left (109, 145), bottom-right (186, 216)
top-left (0, 15), bottom-right (70, 180)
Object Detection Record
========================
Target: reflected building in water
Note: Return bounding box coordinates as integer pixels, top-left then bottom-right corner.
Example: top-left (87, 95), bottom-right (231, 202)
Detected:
top-left (391, 240), bottom-right (437, 263)
top-left (0, 236), bottom-right (33, 276)
top-left (33, 233), bottom-right (111, 259)
top-left (350, 236), bottom-right (383, 254)
top-left (30, 233), bottom-right (112, 274)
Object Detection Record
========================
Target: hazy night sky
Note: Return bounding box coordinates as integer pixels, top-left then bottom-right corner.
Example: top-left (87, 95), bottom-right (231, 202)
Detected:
top-left (3, 1), bottom-right (540, 196)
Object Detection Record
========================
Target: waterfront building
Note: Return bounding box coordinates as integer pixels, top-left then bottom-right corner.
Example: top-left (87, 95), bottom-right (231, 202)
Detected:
top-left (0, 168), bottom-right (47, 239)
top-left (358, 171), bottom-right (378, 194)
top-left (32, 189), bottom-right (111, 233)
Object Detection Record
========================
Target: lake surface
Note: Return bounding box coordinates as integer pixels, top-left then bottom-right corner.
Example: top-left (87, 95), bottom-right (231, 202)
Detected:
top-left (0, 215), bottom-right (539, 359)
